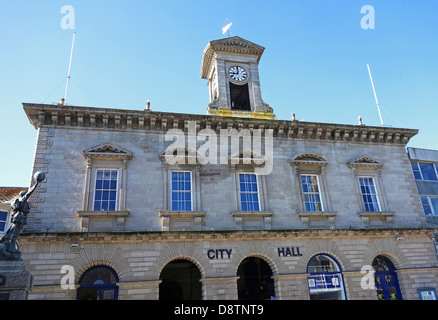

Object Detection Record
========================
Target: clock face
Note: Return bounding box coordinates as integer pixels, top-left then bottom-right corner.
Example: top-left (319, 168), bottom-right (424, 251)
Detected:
top-left (228, 66), bottom-right (247, 82)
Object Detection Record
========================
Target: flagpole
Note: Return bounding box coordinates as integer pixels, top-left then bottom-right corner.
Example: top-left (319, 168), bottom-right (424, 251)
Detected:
top-left (64, 32), bottom-right (76, 104)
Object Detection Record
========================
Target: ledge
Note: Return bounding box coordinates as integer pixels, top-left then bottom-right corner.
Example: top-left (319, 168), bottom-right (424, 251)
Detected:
top-left (358, 211), bottom-right (395, 217)
top-left (77, 211), bottom-right (130, 232)
top-left (297, 211), bottom-right (337, 217)
top-left (158, 210), bottom-right (206, 231)
top-left (231, 211), bottom-right (274, 217)
top-left (77, 210), bottom-right (130, 218)
top-left (297, 211), bottom-right (337, 225)
top-left (158, 210), bottom-right (206, 218)
top-left (358, 211), bottom-right (395, 224)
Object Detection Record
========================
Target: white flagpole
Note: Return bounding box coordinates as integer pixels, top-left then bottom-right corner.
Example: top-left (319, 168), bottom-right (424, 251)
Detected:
top-left (64, 32), bottom-right (76, 104)
top-left (367, 64), bottom-right (384, 126)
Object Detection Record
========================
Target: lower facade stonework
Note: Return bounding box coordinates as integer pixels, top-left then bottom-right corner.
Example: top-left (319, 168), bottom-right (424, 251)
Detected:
top-left (19, 228), bottom-right (438, 300)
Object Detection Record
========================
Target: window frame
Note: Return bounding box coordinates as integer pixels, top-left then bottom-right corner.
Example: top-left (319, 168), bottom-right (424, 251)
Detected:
top-left (170, 170), bottom-right (193, 212)
top-left (238, 172), bottom-right (261, 212)
top-left (92, 168), bottom-right (119, 212)
top-left (420, 195), bottom-right (438, 216)
top-left (0, 209), bottom-right (9, 234)
top-left (300, 174), bottom-right (324, 212)
top-left (411, 161), bottom-right (438, 181)
top-left (358, 176), bottom-right (382, 213)
top-left (306, 254), bottom-right (347, 300)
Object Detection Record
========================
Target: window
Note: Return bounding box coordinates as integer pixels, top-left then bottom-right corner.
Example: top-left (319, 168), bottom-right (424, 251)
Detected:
top-left (301, 174), bottom-right (323, 211)
top-left (93, 169), bottom-right (118, 211)
top-left (411, 162), bottom-right (438, 181)
top-left (79, 143), bottom-right (132, 232)
top-left (77, 265), bottom-right (119, 300)
top-left (307, 254), bottom-right (346, 300)
top-left (359, 176), bottom-right (381, 212)
top-left (0, 211), bottom-right (8, 233)
top-left (420, 195), bottom-right (438, 216)
top-left (171, 171), bottom-right (192, 211)
top-left (239, 173), bottom-right (260, 211)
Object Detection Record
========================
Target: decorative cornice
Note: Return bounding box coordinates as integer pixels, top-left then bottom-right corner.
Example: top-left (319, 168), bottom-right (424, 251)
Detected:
top-left (19, 227), bottom-right (437, 242)
top-left (23, 103), bottom-right (418, 145)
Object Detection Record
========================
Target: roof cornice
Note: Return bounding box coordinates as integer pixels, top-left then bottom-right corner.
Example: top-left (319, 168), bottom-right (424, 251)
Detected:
top-left (23, 103), bottom-right (418, 145)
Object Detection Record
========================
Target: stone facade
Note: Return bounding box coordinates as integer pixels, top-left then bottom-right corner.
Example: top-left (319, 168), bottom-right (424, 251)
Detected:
top-left (14, 36), bottom-right (438, 300)
top-left (19, 229), bottom-right (438, 300)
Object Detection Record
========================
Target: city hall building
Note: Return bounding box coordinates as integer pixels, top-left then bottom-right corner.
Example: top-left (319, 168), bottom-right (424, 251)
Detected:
top-left (15, 36), bottom-right (438, 300)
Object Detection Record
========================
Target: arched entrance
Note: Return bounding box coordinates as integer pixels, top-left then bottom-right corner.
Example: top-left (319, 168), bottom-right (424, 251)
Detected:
top-left (306, 254), bottom-right (346, 300)
top-left (237, 257), bottom-right (275, 300)
top-left (77, 265), bottom-right (119, 300)
top-left (372, 255), bottom-right (403, 300)
top-left (159, 259), bottom-right (202, 300)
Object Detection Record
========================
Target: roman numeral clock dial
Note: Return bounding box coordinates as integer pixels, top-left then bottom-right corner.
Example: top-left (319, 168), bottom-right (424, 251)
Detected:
top-left (228, 66), bottom-right (247, 82)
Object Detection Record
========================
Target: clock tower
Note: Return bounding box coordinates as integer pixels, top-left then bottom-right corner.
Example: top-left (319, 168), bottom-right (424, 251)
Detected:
top-left (201, 36), bottom-right (276, 119)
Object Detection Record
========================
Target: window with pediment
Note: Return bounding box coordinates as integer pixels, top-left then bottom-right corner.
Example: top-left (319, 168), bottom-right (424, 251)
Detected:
top-left (78, 143), bottom-right (132, 232)
top-left (158, 147), bottom-right (205, 231)
top-left (347, 155), bottom-right (394, 224)
top-left (289, 152), bottom-right (336, 226)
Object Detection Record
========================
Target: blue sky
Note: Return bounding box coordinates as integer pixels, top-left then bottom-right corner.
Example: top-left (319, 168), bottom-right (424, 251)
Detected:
top-left (1, 0), bottom-right (437, 187)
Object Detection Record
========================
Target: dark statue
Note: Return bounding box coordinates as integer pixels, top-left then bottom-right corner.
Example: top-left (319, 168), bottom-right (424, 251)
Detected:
top-left (0, 172), bottom-right (45, 261)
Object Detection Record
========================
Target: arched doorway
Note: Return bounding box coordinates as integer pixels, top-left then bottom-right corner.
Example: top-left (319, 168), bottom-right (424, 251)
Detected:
top-left (77, 265), bottom-right (119, 300)
top-left (159, 259), bottom-right (202, 300)
top-left (372, 255), bottom-right (403, 300)
top-left (237, 257), bottom-right (275, 300)
top-left (306, 254), bottom-right (346, 300)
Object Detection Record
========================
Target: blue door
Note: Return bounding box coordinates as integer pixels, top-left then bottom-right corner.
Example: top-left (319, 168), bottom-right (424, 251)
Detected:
top-left (373, 255), bottom-right (403, 300)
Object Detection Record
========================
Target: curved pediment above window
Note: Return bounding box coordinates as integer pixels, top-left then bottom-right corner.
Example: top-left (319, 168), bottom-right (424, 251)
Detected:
top-left (289, 152), bottom-right (328, 167)
top-left (83, 143), bottom-right (133, 161)
top-left (347, 155), bottom-right (383, 170)
top-left (289, 152), bottom-right (328, 175)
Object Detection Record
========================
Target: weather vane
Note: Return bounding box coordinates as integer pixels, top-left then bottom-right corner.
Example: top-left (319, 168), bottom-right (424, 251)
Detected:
top-left (222, 19), bottom-right (232, 37)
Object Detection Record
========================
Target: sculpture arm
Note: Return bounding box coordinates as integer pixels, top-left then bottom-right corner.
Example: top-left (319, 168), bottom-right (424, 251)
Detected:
top-left (23, 181), bottom-right (39, 201)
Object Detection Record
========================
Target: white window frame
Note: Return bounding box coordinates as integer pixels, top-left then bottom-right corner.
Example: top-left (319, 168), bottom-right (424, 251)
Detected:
top-left (238, 172), bottom-right (261, 212)
top-left (170, 170), bottom-right (193, 211)
top-left (92, 168), bottom-right (119, 212)
top-left (0, 209), bottom-right (9, 234)
top-left (300, 174), bottom-right (324, 212)
top-left (358, 176), bottom-right (382, 212)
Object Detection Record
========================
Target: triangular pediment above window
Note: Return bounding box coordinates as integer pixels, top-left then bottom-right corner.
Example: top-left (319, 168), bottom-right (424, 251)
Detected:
top-left (83, 143), bottom-right (133, 160)
top-left (289, 152), bottom-right (328, 167)
top-left (347, 155), bottom-right (383, 169)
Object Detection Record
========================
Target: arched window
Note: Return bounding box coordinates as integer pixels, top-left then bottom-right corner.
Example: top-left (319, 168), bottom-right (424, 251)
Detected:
top-left (77, 265), bottom-right (119, 300)
top-left (372, 255), bottom-right (403, 300)
top-left (307, 254), bottom-right (346, 300)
